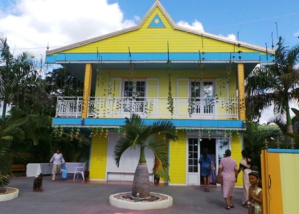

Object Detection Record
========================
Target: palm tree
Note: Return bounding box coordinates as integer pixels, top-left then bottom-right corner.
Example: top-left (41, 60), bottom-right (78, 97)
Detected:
top-left (246, 37), bottom-right (299, 135)
top-left (114, 114), bottom-right (178, 198)
top-left (0, 36), bottom-right (37, 119)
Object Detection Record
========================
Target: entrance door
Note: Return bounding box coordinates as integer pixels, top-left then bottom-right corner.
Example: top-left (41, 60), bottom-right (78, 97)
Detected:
top-left (187, 138), bottom-right (200, 185)
top-left (199, 138), bottom-right (216, 185)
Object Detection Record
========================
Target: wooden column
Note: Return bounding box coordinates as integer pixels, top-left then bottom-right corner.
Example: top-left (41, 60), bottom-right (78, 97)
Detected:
top-left (82, 63), bottom-right (93, 118)
top-left (237, 63), bottom-right (245, 120)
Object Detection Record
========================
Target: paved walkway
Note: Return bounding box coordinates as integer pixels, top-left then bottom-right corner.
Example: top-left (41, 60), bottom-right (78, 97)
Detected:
top-left (1, 176), bottom-right (247, 214)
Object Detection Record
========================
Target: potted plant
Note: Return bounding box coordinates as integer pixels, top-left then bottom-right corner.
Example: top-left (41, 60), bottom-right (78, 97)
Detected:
top-left (154, 172), bottom-right (160, 185)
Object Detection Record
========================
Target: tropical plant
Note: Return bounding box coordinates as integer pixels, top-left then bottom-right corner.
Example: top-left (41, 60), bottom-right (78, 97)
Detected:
top-left (0, 36), bottom-right (40, 119)
top-left (266, 107), bottom-right (299, 149)
top-left (243, 121), bottom-right (282, 169)
top-left (245, 37), bottom-right (299, 135)
top-left (0, 114), bottom-right (26, 189)
top-left (44, 67), bottom-right (85, 97)
top-left (114, 114), bottom-right (178, 198)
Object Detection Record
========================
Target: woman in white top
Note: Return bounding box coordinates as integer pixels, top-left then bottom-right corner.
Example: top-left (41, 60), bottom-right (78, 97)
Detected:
top-left (237, 150), bottom-right (252, 207)
top-left (49, 149), bottom-right (65, 181)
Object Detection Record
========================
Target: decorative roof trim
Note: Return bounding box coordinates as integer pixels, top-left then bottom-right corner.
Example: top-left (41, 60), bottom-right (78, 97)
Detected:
top-left (46, 52), bottom-right (274, 64)
top-left (52, 117), bottom-right (246, 130)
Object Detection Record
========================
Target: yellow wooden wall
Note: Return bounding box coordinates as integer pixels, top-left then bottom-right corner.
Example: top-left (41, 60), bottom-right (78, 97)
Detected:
top-left (89, 134), bottom-right (108, 180)
top-left (280, 153), bottom-right (299, 213)
top-left (61, 7), bottom-right (257, 54)
top-left (261, 151), bottom-right (299, 213)
top-left (95, 70), bottom-right (237, 98)
top-left (230, 133), bottom-right (243, 186)
top-left (262, 152), bottom-right (283, 214)
top-left (273, 153), bottom-right (283, 213)
top-left (169, 131), bottom-right (186, 185)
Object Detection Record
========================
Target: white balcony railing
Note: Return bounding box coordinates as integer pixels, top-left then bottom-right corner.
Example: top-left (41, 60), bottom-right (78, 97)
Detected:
top-left (56, 96), bottom-right (239, 120)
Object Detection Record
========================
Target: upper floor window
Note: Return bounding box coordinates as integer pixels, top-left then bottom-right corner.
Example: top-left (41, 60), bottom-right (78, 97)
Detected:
top-left (123, 80), bottom-right (146, 112)
top-left (190, 80), bottom-right (214, 114)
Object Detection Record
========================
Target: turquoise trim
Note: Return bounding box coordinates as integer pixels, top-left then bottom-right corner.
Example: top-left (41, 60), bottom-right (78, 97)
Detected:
top-left (268, 149), bottom-right (299, 154)
top-left (46, 55), bottom-right (57, 63)
top-left (149, 14), bottom-right (165, 28)
top-left (46, 52), bottom-right (274, 63)
top-left (52, 118), bottom-right (245, 129)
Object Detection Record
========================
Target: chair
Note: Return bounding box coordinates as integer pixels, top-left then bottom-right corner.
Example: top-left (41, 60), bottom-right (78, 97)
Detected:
top-left (73, 163), bottom-right (85, 181)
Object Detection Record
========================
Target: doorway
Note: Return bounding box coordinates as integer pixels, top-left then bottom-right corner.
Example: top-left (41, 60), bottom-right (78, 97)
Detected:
top-left (199, 138), bottom-right (216, 185)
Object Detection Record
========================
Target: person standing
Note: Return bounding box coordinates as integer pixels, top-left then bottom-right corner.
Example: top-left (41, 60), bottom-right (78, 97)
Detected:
top-left (198, 148), bottom-right (212, 192)
top-left (237, 150), bottom-right (252, 207)
top-left (49, 149), bottom-right (65, 181)
top-left (218, 149), bottom-right (238, 210)
top-left (248, 169), bottom-right (263, 214)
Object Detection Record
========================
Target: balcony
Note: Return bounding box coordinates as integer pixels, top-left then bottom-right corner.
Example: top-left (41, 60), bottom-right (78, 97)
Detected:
top-left (56, 96), bottom-right (239, 120)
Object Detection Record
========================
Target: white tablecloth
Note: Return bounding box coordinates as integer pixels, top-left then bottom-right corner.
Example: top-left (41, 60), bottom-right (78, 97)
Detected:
top-left (26, 163), bottom-right (52, 177)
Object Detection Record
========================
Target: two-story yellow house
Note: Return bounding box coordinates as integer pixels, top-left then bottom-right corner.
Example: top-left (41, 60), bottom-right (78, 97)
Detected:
top-left (46, 1), bottom-right (274, 186)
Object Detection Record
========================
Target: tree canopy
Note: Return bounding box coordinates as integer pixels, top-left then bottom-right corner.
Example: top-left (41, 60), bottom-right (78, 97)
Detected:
top-left (246, 37), bottom-right (299, 135)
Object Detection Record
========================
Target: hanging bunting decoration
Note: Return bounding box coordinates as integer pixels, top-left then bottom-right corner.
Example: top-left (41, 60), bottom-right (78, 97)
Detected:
top-left (166, 41), bottom-right (174, 116)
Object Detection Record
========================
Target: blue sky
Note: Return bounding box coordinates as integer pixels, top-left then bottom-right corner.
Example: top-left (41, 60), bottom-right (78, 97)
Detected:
top-left (0, 0), bottom-right (298, 57)
top-left (111, 0), bottom-right (299, 48)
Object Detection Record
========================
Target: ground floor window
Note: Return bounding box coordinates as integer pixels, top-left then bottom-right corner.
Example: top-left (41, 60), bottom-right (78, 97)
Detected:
top-left (188, 138), bottom-right (199, 173)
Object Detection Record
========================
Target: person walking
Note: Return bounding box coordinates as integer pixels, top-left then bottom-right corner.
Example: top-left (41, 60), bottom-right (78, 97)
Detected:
top-left (237, 150), bottom-right (252, 207)
top-left (198, 148), bottom-right (212, 192)
top-left (49, 149), bottom-right (65, 181)
top-left (218, 149), bottom-right (238, 210)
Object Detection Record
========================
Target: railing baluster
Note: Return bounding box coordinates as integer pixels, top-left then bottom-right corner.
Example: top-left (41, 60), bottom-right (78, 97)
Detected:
top-left (56, 96), bottom-right (239, 119)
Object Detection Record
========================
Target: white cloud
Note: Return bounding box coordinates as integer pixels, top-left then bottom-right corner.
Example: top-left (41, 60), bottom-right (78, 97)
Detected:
top-left (218, 33), bottom-right (237, 41)
top-left (134, 15), bottom-right (141, 22)
top-left (0, 0), bottom-right (136, 59)
top-left (295, 31), bottom-right (299, 38)
top-left (226, 34), bottom-right (237, 41)
top-left (177, 19), bottom-right (204, 32)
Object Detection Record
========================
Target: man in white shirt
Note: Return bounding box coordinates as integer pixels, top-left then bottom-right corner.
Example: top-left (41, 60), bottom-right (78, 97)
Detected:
top-left (49, 149), bottom-right (65, 181)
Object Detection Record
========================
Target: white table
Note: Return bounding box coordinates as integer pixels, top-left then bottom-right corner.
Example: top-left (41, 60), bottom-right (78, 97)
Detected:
top-left (26, 163), bottom-right (52, 177)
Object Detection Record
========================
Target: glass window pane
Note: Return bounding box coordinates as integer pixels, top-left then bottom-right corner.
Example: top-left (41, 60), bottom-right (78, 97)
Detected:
top-left (188, 138), bottom-right (198, 173)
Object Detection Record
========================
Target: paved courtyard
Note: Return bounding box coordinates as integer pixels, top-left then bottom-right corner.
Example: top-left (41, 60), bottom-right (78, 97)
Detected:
top-left (0, 176), bottom-right (247, 214)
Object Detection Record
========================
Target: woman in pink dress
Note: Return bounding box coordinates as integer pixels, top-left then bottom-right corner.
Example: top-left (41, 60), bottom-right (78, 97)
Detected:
top-left (218, 149), bottom-right (237, 210)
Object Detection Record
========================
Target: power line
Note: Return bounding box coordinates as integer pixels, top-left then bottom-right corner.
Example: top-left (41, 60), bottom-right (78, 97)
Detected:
top-left (8, 12), bottom-right (299, 51)
top-left (13, 46), bottom-right (61, 50)
top-left (208, 12), bottom-right (299, 30)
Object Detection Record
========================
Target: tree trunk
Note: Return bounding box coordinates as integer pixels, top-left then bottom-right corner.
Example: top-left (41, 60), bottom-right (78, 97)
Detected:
top-left (1, 100), bottom-right (7, 120)
top-left (286, 103), bottom-right (294, 135)
top-left (132, 163), bottom-right (150, 198)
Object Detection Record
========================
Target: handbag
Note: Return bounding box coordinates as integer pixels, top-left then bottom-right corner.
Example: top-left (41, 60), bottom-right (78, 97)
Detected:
top-left (211, 162), bottom-right (215, 171)
top-left (216, 174), bottom-right (223, 184)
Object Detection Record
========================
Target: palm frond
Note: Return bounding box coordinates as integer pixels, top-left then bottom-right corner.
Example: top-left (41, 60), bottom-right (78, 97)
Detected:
top-left (114, 136), bottom-right (133, 167)
top-left (147, 139), bottom-right (169, 180)
top-left (151, 120), bottom-right (178, 141)
top-left (292, 108), bottom-right (299, 117)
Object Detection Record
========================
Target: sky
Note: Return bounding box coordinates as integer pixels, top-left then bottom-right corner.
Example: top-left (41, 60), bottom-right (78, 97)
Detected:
top-left (0, 0), bottom-right (298, 122)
